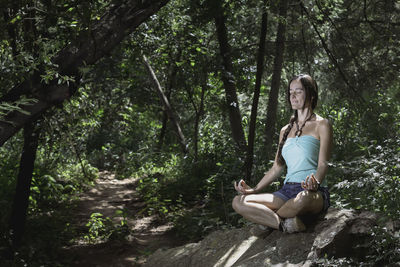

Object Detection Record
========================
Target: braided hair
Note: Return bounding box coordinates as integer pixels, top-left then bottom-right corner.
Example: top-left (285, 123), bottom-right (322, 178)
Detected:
top-left (277, 74), bottom-right (318, 166)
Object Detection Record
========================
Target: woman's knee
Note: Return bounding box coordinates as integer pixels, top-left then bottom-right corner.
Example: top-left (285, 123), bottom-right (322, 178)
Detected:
top-left (232, 195), bottom-right (241, 212)
top-left (294, 191), bottom-right (317, 209)
top-left (232, 195), bottom-right (250, 214)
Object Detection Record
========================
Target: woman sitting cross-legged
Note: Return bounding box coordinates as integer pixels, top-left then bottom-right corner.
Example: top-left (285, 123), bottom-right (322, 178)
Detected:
top-left (232, 74), bottom-right (333, 233)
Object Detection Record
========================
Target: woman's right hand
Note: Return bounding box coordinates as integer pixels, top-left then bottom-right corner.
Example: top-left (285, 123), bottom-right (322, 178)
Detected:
top-left (234, 179), bottom-right (256, 195)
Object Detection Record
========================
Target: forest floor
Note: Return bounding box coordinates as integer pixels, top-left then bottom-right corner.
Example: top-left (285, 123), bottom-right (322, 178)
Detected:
top-left (61, 171), bottom-right (187, 266)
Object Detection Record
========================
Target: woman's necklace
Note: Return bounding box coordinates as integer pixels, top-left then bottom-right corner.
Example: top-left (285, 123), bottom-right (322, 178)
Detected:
top-left (295, 113), bottom-right (314, 137)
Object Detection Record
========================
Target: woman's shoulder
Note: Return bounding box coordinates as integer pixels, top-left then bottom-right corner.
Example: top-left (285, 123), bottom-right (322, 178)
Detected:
top-left (314, 114), bottom-right (331, 126)
top-left (315, 114), bottom-right (333, 135)
top-left (279, 124), bottom-right (291, 141)
top-left (280, 123), bottom-right (292, 135)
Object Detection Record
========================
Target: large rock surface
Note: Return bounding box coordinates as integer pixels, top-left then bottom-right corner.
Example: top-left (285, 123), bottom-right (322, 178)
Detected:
top-left (145, 208), bottom-right (379, 267)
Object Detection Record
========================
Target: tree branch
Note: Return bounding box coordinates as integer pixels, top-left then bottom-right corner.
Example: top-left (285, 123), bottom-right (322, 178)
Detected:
top-left (0, 0), bottom-right (170, 147)
top-left (300, 2), bottom-right (365, 102)
top-left (142, 54), bottom-right (188, 154)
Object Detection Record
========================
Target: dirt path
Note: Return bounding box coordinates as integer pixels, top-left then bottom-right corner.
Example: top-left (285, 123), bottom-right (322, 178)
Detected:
top-left (62, 171), bottom-right (185, 266)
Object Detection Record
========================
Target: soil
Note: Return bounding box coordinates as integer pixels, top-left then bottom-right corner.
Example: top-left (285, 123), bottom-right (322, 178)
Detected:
top-left (61, 171), bottom-right (186, 266)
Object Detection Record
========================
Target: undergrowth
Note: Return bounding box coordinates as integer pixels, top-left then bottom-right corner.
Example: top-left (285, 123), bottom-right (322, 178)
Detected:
top-left (132, 135), bottom-right (400, 265)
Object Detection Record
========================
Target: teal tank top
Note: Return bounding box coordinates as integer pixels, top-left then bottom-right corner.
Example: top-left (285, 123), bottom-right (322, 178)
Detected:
top-left (282, 135), bottom-right (327, 187)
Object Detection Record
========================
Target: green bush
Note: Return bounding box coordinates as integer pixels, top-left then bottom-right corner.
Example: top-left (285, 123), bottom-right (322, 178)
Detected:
top-left (84, 211), bottom-right (131, 243)
top-left (329, 138), bottom-right (400, 219)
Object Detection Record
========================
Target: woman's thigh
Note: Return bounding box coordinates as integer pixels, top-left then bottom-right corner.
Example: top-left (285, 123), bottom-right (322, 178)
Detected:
top-left (275, 190), bottom-right (325, 218)
top-left (241, 193), bottom-right (286, 211)
top-left (294, 190), bottom-right (324, 215)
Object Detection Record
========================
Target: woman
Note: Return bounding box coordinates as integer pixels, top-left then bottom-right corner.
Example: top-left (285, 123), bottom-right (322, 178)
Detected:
top-left (232, 74), bottom-right (333, 233)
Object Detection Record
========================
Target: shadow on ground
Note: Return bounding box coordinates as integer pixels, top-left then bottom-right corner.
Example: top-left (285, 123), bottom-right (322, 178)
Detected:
top-left (61, 171), bottom-right (185, 266)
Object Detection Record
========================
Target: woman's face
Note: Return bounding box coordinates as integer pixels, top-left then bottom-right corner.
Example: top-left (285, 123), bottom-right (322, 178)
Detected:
top-left (289, 79), bottom-right (306, 110)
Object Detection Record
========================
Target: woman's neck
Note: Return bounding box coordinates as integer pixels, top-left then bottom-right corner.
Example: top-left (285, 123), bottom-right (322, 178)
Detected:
top-left (296, 108), bottom-right (313, 123)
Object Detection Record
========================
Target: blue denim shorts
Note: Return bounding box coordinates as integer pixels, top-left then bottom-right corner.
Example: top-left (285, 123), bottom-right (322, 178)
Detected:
top-left (273, 182), bottom-right (330, 212)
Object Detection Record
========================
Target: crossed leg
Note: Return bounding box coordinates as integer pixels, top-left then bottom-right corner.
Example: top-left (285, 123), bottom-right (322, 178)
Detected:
top-left (277, 190), bottom-right (324, 218)
top-left (232, 190), bottom-right (324, 229)
top-left (232, 193), bottom-right (285, 229)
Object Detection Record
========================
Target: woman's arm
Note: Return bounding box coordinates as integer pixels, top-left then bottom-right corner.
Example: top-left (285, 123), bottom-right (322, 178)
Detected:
top-left (252, 159), bottom-right (284, 193)
top-left (314, 118), bottom-right (333, 184)
top-left (235, 127), bottom-right (286, 194)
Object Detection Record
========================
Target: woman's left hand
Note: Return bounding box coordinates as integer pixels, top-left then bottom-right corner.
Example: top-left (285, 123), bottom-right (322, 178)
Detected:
top-left (301, 174), bottom-right (319, 192)
top-left (234, 179), bottom-right (255, 195)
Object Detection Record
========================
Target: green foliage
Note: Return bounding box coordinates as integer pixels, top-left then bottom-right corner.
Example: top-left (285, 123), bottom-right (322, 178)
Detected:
top-left (134, 154), bottom-right (186, 219)
top-left (329, 138), bottom-right (400, 219)
top-left (0, 0), bottom-right (399, 265)
top-left (133, 148), bottom-right (245, 240)
top-left (29, 160), bottom-right (98, 213)
top-left (320, 88), bottom-right (400, 221)
top-left (310, 223), bottom-right (400, 266)
top-left (84, 211), bottom-right (130, 243)
top-left (84, 212), bottom-right (111, 242)
top-left (0, 115), bottom-right (99, 265)
top-left (366, 226), bottom-right (400, 265)
top-left (0, 97), bottom-right (38, 121)
top-left (0, 199), bottom-right (78, 267)
top-left (317, 257), bottom-right (357, 266)
top-left (0, 141), bottom-right (21, 237)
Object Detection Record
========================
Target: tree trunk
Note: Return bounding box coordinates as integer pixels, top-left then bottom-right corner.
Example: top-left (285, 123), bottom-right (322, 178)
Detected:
top-left (9, 122), bottom-right (40, 250)
top-left (156, 51), bottom-right (181, 152)
top-left (186, 73), bottom-right (207, 163)
top-left (213, 0), bottom-right (247, 154)
top-left (157, 110), bottom-right (169, 151)
top-left (246, 0), bottom-right (268, 183)
top-left (142, 55), bottom-right (188, 154)
top-left (264, 0), bottom-right (289, 158)
top-left (3, 4), bottom-right (18, 57)
top-left (0, 0), bottom-right (170, 147)
top-left (193, 84), bottom-right (206, 162)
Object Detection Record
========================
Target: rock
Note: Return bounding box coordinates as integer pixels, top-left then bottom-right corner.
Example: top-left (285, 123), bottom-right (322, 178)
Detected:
top-left (144, 208), bottom-right (379, 267)
top-left (308, 208), bottom-right (355, 260)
